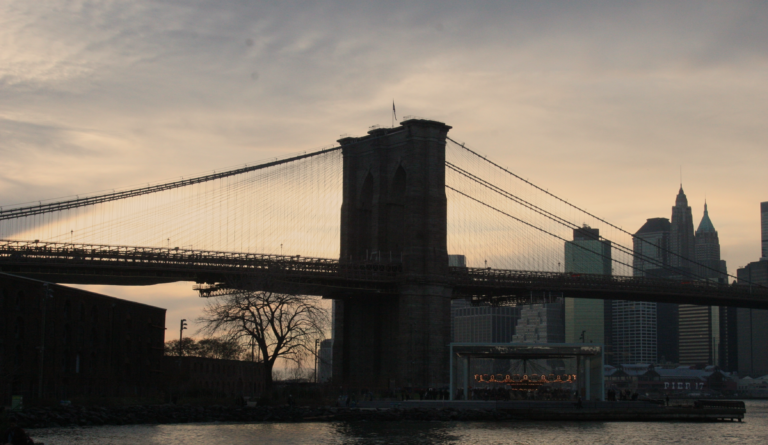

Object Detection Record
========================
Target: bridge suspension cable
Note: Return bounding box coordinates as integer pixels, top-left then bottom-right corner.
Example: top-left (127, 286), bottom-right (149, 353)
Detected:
top-left (0, 146), bottom-right (341, 221)
top-left (1, 145), bottom-right (343, 259)
top-left (445, 163), bottom-right (668, 275)
top-left (445, 137), bottom-right (751, 285)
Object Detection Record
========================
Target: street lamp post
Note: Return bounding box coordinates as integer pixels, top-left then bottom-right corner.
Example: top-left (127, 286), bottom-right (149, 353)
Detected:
top-left (314, 339), bottom-right (320, 383)
top-left (179, 319), bottom-right (187, 357)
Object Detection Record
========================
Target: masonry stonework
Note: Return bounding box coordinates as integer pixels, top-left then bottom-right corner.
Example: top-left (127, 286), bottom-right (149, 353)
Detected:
top-left (332, 119), bottom-right (452, 389)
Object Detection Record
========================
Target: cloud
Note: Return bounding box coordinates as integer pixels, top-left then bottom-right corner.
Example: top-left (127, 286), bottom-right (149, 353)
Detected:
top-left (2, 0), bottom-right (767, 326)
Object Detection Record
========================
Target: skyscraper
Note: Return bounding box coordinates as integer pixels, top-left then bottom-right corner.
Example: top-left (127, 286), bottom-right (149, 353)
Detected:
top-left (735, 201), bottom-right (768, 376)
top-left (452, 300), bottom-right (521, 343)
top-left (679, 202), bottom-right (727, 366)
top-left (563, 226), bottom-right (611, 349)
top-left (693, 202), bottom-right (727, 281)
top-left (762, 201), bottom-right (768, 260)
top-left (670, 186), bottom-right (696, 277)
top-left (616, 217), bottom-right (675, 364)
top-left (512, 299), bottom-right (565, 344)
top-left (736, 260), bottom-right (768, 376)
top-left (632, 217), bottom-right (671, 277)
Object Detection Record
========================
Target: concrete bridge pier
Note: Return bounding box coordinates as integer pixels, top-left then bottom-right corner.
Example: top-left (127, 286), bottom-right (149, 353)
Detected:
top-left (332, 119), bottom-right (453, 389)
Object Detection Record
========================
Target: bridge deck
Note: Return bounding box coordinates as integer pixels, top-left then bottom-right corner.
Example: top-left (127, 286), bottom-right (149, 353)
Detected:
top-left (1, 240), bottom-right (767, 308)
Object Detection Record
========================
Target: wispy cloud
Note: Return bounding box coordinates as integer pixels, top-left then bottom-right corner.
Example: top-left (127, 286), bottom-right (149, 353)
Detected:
top-left (2, 0), bottom-right (767, 319)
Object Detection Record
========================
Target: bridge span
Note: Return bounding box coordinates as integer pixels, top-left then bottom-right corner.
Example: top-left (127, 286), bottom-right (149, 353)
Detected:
top-left (2, 239), bottom-right (767, 309)
top-left (3, 118), bottom-right (767, 390)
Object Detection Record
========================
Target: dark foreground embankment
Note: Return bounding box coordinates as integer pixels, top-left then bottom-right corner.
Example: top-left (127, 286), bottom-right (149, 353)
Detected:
top-left (6, 405), bottom-right (508, 428)
top-left (5, 400), bottom-right (745, 429)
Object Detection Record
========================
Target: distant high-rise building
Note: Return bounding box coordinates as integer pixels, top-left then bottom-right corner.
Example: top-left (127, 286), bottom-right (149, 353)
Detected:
top-left (670, 186), bottom-right (696, 277)
top-left (679, 202), bottom-right (727, 366)
top-left (563, 226), bottom-right (611, 354)
top-left (693, 202), bottom-right (728, 281)
top-left (512, 298), bottom-right (564, 344)
top-left (678, 305), bottom-right (720, 366)
top-left (762, 202), bottom-right (768, 260)
top-left (613, 300), bottom-right (657, 364)
top-left (318, 339), bottom-right (333, 383)
top-left (734, 201), bottom-right (768, 376)
top-left (621, 216), bottom-right (678, 364)
top-left (632, 218), bottom-right (671, 277)
top-left (452, 300), bottom-right (521, 343)
top-left (736, 260), bottom-right (768, 376)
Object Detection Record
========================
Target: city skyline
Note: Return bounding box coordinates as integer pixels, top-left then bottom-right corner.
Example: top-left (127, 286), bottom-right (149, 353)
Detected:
top-left (2, 1), bottom-right (766, 336)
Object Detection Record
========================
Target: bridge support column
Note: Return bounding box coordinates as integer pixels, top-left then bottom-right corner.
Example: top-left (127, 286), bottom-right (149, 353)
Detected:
top-left (333, 118), bottom-right (453, 390)
top-left (332, 285), bottom-right (451, 389)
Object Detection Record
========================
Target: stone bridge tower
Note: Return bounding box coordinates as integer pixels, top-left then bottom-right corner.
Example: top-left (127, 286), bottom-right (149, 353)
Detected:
top-left (332, 119), bottom-right (452, 389)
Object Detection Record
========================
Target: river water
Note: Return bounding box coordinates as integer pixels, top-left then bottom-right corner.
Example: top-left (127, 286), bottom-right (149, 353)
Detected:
top-left (30, 400), bottom-right (768, 444)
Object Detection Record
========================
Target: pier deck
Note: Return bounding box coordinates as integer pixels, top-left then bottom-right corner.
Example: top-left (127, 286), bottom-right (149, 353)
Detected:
top-left (356, 400), bottom-right (745, 422)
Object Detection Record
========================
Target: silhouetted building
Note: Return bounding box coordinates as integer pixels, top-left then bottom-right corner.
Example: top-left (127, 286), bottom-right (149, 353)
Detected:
top-left (318, 339), bottom-right (333, 383)
top-left (632, 218), bottom-right (671, 277)
top-left (163, 356), bottom-right (264, 398)
top-left (563, 226), bottom-right (611, 352)
top-left (512, 297), bottom-right (564, 344)
top-left (678, 305), bottom-right (720, 366)
top-left (693, 202), bottom-right (728, 281)
top-left (622, 217), bottom-right (678, 364)
top-left (736, 260), bottom-right (768, 377)
top-left (670, 186), bottom-right (696, 277)
top-left (719, 306), bottom-right (739, 372)
top-left (762, 201), bottom-right (768, 260)
top-left (0, 273), bottom-right (166, 405)
top-left (679, 202), bottom-right (727, 366)
top-left (451, 299), bottom-right (522, 376)
top-left (452, 302), bottom-right (521, 343)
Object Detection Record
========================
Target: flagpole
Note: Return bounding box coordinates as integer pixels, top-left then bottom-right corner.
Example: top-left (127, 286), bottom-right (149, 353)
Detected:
top-left (392, 100), bottom-right (396, 128)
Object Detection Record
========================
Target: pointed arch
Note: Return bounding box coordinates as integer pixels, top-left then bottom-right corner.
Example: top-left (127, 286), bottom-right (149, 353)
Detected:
top-left (357, 172), bottom-right (375, 259)
top-left (360, 172), bottom-right (374, 209)
top-left (386, 164), bottom-right (407, 259)
top-left (390, 165), bottom-right (407, 204)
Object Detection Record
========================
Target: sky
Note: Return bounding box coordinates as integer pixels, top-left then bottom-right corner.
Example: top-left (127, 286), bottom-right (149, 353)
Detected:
top-left (2, 0), bottom-right (767, 339)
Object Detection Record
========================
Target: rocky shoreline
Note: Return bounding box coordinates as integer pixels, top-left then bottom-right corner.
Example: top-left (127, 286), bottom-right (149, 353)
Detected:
top-left (7, 405), bottom-right (511, 429)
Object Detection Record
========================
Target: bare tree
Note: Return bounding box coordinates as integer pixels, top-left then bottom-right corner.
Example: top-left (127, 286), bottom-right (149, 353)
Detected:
top-left (197, 288), bottom-right (328, 390)
top-left (164, 337), bottom-right (245, 360)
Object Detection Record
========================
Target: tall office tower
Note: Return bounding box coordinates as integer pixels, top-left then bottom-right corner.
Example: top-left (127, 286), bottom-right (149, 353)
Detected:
top-left (512, 298), bottom-right (565, 344)
top-left (612, 300), bottom-right (657, 364)
top-left (719, 306), bottom-right (739, 372)
top-left (679, 202), bottom-right (727, 366)
top-left (511, 297), bottom-right (565, 374)
top-left (736, 260), bottom-right (768, 376)
top-left (670, 186), bottom-right (696, 277)
top-left (563, 226), bottom-right (612, 355)
top-left (678, 305), bottom-right (720, 366)
top-left (694, 202), bottom-right (728, 281)
top-left (762, 202), bottom-right (768, 260)
top-left (452, 301), bottom-right (521, 343)
top-left (622, 217), bottom-right (678, 364)
top-left (736, 202), bottom-right (768, 376)
top-left (632, 218), bottom-right (671, 277)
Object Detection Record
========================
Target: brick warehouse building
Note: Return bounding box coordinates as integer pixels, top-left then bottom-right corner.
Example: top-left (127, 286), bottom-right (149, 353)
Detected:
top-left (0, 273), bottom-right (166, 404)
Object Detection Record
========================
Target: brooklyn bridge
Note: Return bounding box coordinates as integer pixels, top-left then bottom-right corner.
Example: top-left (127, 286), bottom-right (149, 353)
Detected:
top-left (2, 118), bottom-right (766, 388)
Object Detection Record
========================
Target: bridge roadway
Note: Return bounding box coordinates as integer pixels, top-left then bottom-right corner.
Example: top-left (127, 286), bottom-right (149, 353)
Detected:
top-left (1, 240), bottom-right (767, 309)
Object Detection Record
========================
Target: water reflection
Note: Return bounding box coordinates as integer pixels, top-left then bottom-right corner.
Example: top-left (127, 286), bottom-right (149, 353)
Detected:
top-left (334, 421), bottom-right (462, 444)
top-left (30, 400), bottom-right (768, 445)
